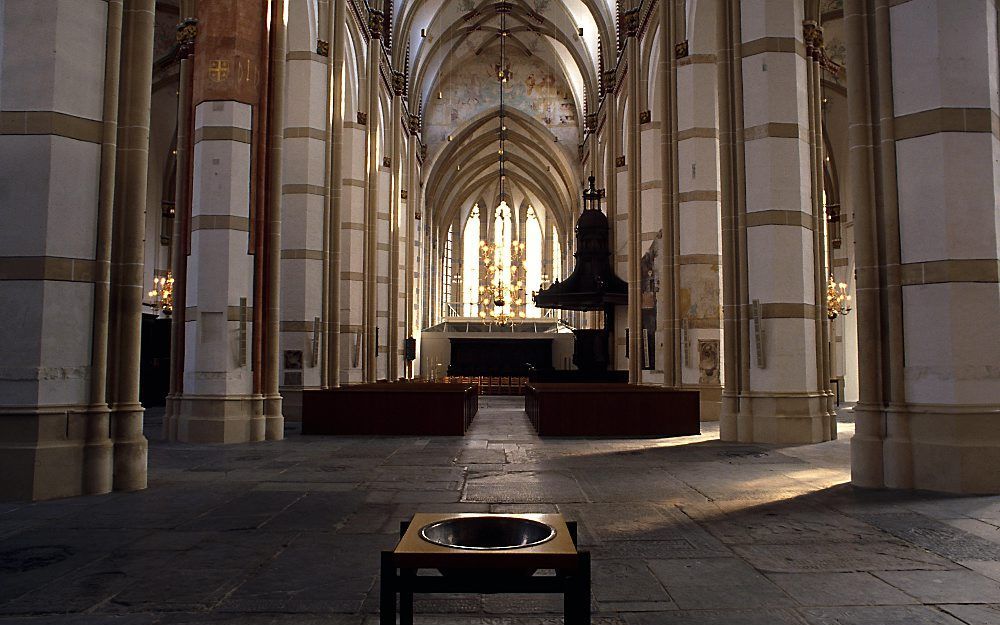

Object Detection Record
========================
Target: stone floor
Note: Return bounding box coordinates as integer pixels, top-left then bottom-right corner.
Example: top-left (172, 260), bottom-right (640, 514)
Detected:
top-left (2, 398), bottom-right (1000, 624)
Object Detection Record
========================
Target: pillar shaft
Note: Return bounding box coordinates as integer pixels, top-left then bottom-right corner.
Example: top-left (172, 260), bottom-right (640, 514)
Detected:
top-left (107, 0), bottom-right (155, 491)
top-left (263, 0), bottom-right (286, 440)
top-left (363, 13), bottom-right (381, 382)
top-left (324, 0), bottom-right (347, 388)
top-left (848, 0), bottom-right (1000, 493)
top-left (175, 0), bottom-right (268, 443)
top-left (165, 22), bottom-right (196, 441)
top-left (718, 0), bottom-right (830, 444)
top-left (0, 0), bottom-right (114, 500)
top-left (625, 21), bottom-right (642, 383)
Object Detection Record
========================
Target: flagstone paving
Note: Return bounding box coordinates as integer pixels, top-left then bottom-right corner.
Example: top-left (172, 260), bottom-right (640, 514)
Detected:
top-left (1, 397), bottom-right (999, 624)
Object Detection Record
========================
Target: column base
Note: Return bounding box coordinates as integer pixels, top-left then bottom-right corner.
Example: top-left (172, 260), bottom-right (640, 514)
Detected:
top-left (720, 392), bottom-right (831, 444)
top-left (111, 403), bottom-right (148, 492)
top-left (163, 395), bottom-right (179, 442)
top-left (853, 403), bottom-right (1000, 494)
top-left (263, 394), bottom-right (283, 441)
top-left (83, 404), bottom-right (113, 496)
top-left (175, 394), bottom-right (265, 443)
top-left (850, 402), bottom-right (886, 488)
top-left (695, 385), bottom-right (723, 422)
top-left (0, 406), bottom-right (87, 501)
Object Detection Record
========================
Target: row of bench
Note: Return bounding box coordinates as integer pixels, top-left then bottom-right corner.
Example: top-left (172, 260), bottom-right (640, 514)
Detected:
top-left (302, 381), bottom-right (700, 438)
top-left (440, 376), bottom-right (530, 396)
top-left (302, 383), bottom-right (479, 436)
top-left (524, 383), bottom-right (700, 437)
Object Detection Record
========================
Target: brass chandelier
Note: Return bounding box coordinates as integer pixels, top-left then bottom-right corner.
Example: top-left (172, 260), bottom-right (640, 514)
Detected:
top-left (826, 275), bottom-right (852, 320)
top-left (148, 272), bottom-right (175, 316)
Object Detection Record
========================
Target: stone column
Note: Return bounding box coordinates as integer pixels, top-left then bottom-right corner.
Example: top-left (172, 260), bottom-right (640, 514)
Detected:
top-left (718, 0), bottom-right (831, 444)
top-left (0, 0), bottom-right (111, 500)
top-left (325, 0), bottom-right (347, 388)
top-left (803, 19), bottom-right (836, 436)
top-left (107, 0), bottom-right (155, 491)
top-left (675, 2), bottom-right (724, 420)
top-left (84, 0), bottom-right (124, 495)
top-left (165, 17), bottom-right (197, 441)
top-left (263, 0), bottom-right (287, 440)
top-left (363, 9), bottom-right (382, 382)
top-left (404, 124), bottom-right (418, 377)
top-left (387, 81), bottom-right (403, 380)
top-left (174, 0), bottom-right (267, 443)
top-left (281, 0), bottom-right (328, 409)
top-left (603, 73), bottom-right (623, 369)
top-left (624, 8), bottom-right (642, 383)
top-left (657, 0), bottom-right (680, 387)
top-left (848, 0), bottom-right (1000, 494)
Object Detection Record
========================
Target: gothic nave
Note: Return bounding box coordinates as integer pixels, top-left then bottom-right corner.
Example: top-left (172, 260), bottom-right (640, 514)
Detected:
top-left (0, 0), bottom-right (999, 623)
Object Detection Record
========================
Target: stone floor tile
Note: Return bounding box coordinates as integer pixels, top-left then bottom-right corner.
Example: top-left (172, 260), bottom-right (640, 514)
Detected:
top-left (938, 604), bottom-right (1000, 625)
top-left (732, 541), bottom-right (955, 573)
top-left (857, 512), bottom-right (1000, 561)
top-left (766, 572), bottom-right (917, 606)
top-left (872, 569), bottom-right (1000, 604)
top-left (797, 605), bottom-right (966, 624)
top-left (624, 609), bottom-right (806, 624)
top-left (960, 560), bottom-right (1000, 582)
top-left (647, 558), bottom-right (797, 609)
top-left (591, 559), bottom-right (672, 603)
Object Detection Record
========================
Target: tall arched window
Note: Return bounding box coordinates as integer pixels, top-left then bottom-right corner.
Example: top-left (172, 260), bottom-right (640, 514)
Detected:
top-left (443, 225), bottom-right (454, 316)
top-left (462, 204), bottom-right (481, 316)
top-left (525, 206), bottom-right (543, 317)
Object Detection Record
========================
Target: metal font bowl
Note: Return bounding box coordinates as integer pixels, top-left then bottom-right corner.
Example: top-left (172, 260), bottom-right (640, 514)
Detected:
top-left (419, 516), bottom-right (556, 550)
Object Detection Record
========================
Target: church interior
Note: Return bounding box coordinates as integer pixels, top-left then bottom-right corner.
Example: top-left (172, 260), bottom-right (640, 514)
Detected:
top-left (1, 0), bottom-right (999, 623)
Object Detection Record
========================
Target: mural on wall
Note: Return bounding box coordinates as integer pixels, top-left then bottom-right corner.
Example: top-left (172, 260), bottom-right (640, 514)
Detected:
top-left (678, 262), bottom-right (721, 329)
top-left (425, 45), bottom-right (579, 157)
top-left (640, 235), bottom-right (660, 371)
top-left (698, 339), bottom-right (721, 385)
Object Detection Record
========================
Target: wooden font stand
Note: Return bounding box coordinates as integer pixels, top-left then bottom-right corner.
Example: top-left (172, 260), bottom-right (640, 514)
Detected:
top-left (381, 513), bottom-right (591, 624)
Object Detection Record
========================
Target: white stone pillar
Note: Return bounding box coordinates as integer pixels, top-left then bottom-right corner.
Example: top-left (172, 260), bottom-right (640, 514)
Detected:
top-left (0, 0), bottom-right (109, 500)
top-left (281, 13), bottom-right (328, 412)
top-left (675, 2), bottom-right (724, 420)
top-left (848, 0), bottom-right (1000, 493)
top-left (718, 0), bottom-right (831, 443)
top-left (174, 0), bottom-right (268, 442)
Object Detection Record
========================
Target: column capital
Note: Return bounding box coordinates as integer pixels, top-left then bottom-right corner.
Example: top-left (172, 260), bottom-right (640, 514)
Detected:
top-left (368, 9), bottom-right (385, 39)
top-left (177, 18), bottom-right (198, 59)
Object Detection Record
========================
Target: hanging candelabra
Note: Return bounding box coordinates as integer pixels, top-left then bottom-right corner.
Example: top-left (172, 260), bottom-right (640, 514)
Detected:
top-left (148, 272), bottom-right (175, 316)
top-left (826, 275), bottom-right (852, 320)
top-left (479, 233), bottom-right (526, 325)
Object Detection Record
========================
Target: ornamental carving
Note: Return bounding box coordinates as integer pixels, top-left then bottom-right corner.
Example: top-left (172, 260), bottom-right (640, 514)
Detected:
top-left (392, 71), bottom-right (406, 97)
top-left (368, 9), bottom-right (384, 39)
top-left (616, 155), bottom-right (626, 168)
top-left (357, 111), bottom-right (368, 126)
top-left (176, 18), bottom-right (198, 58)
top-left (622, 8), bottom-right (639, 38)
top-left (316, 39), bottom-right (330, 57)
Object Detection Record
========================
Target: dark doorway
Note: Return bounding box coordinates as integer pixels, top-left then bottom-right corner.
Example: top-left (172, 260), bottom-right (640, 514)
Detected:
top-left (139, 314), bottom-right (171, 407)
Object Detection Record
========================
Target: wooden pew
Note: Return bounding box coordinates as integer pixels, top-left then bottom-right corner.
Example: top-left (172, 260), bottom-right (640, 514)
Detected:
top-left (302, 382), bottom-right (478, 436)
top-left (525, 383), bottom-right (700, 437)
